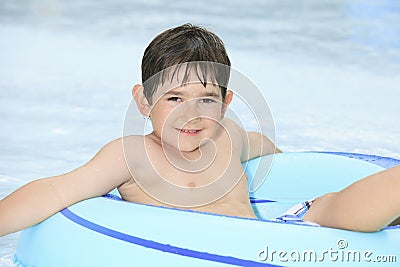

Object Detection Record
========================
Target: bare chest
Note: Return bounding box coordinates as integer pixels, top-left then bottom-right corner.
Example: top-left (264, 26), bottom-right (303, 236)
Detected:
top-left (121, 136), bottom-right (247, 206)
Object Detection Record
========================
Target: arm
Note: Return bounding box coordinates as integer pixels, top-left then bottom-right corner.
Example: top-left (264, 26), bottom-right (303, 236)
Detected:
top-left (303, 165), bottom-right (400, 232)
top-left (241, 131), bottom-right (282, 162)
top-left (0, 138), bottom-right (132, 237)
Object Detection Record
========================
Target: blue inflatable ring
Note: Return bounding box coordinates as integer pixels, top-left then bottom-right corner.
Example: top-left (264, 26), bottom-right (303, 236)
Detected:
top-left (14, 152), bottom-right (400, 267)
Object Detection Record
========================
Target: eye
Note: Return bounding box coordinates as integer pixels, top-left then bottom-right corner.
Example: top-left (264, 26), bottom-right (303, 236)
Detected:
top-left (200, 98), bottom-right (216, 104)
top-left (167, 97), bottom-right (182, 102)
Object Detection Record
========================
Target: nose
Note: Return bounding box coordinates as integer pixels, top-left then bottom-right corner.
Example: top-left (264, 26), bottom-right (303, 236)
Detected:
top-left (181, 100), bottom-right (201, 123)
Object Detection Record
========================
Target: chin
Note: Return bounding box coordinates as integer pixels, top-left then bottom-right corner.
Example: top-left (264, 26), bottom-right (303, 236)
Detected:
top-left (177, 143), bottom-right (201, 153)
top-left (159, 138), bottom-right (198, 153)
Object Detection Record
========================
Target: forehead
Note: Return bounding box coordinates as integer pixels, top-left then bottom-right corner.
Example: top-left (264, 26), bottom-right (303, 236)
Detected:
top-left (168, 83), bottom-right (220, 96)
top-left (154, 82), bottom-right (221, 102)
top-left (152, 69), bottom-right (221, 100)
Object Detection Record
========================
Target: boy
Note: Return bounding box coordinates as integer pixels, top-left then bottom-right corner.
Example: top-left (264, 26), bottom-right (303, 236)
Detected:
top-left (0, 24), bottom-right (399, 237)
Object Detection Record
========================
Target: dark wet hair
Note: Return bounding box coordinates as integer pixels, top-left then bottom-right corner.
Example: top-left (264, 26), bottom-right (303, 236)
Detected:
top-left (141, 23), bottom-right (231, 104)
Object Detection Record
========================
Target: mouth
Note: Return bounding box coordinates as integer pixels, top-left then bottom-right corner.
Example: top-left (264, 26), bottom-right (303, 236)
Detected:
top-left (176, 128), bottom-right (202, 136)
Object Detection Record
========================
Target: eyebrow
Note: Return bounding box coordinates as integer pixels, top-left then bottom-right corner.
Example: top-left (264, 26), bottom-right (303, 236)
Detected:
top-left (164, 90), bottom-right (183, 96)
top-left (164, 89), bottom-right (220, 97)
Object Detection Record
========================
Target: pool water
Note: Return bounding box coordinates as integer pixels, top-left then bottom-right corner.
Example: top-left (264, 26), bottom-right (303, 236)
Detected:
top-left (1, 0), bottom-right (399, 264)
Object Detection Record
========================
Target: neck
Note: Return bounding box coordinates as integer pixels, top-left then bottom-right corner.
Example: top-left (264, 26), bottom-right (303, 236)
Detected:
top-left (147, 133), bottom-right (216, 173)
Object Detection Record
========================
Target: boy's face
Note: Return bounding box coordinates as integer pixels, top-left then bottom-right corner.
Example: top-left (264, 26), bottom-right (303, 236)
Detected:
top-left (149, 82), bottom-right (232, 153)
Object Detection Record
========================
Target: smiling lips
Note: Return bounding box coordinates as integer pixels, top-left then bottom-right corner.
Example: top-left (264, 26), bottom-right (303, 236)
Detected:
top-left (177, 128), bottom-right (202, 136)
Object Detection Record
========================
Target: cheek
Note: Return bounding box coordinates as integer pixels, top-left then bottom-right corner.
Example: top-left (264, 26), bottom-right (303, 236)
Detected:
top-left (152, 106), bottom-right (174, 129)
top-left (204, 119), bottom-right (222, 132)
top-left (198, 104), bottom-right (223, 120)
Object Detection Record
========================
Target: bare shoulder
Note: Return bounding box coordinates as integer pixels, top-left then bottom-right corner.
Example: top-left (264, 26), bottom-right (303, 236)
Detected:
top-left (40, 136), bottom-right (143, 204)
top-left (101, 135), bottom-right (146, 169)
top-left (80, 135), bottom-right (145, 185)
top-left (220, 118), bottom-right (247, 156)
top-left (221, 120), bottom-right (279, 161)
top-left (113, 135), bottom-right (144, 147)
top-left (221, 117), bottom-right (246, 137)
top-left (94, 136), bottom-right (133, 161)
top-left (83, 137), bottom-right (135, 180)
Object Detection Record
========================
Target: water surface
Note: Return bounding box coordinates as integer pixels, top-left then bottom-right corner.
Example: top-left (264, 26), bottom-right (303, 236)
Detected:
top-left (1, 0), bottom-right (399, 262)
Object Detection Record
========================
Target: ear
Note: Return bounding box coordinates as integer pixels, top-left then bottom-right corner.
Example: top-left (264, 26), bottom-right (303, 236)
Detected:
top-left (132, 84), bottom-right (151, 116)
top-left (221, 90), bottom-right (233, 117)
